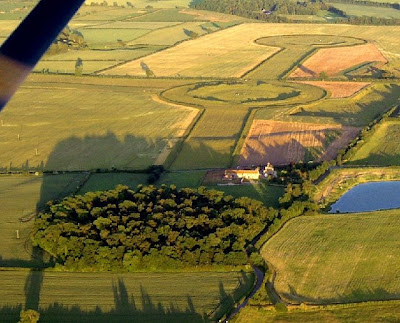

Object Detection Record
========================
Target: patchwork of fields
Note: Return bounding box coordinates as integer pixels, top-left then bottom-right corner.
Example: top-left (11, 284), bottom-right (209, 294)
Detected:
top-left (2, 2), bottom-right (400, 321)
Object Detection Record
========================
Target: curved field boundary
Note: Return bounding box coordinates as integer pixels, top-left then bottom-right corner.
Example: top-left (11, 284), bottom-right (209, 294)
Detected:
top-left (297, 81), bottom-right (371, 98)
top-left (152, 94), bottom-right (200, 166)
top-left (290, 43), bottom-right (387, 78)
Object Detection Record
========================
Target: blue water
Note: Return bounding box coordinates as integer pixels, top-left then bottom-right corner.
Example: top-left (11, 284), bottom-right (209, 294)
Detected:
top-left (329, 181), bottom-right (400, 213)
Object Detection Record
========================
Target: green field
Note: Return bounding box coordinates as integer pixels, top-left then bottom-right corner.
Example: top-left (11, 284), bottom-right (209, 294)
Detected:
top-left (329, 3), bottom-right (400, 19)
top-left (0, 174), bottom-right (87, 266)
top-left (0, 269), bottom-right (254, 322)
top-left (232, 302), bottom-right (400, 323)
top-left (77, 173), bottom-right (149, 193)
top-left (0, 75), bottom-right (196, 171)
top-left (262, 210), bottom-right (400, 304)
top-left (349, 119), bottom-right (400, 165)
top-left (206, 183), bottom-right (284, 209)
top-left (264, 83), bottom-right (400, 127)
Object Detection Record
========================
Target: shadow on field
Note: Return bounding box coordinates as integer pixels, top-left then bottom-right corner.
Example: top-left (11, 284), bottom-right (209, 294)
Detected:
top-left (283, 284), bottom-right (400, 304)
top-left (1, 278), bottom-right (224, 322)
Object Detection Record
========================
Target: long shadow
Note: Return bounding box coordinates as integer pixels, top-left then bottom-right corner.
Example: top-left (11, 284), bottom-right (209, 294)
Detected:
top-left (2, 279), bottom-right (206, 323)
top-left (0, 132), bottom-right (235, 321)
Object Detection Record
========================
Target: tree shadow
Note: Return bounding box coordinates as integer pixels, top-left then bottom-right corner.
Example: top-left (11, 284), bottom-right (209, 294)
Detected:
top-left (1, 278), bottom-right (209, 322)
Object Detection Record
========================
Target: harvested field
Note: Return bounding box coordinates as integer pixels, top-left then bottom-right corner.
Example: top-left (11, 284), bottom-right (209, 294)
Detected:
top-left (298, 81), bottom-right (370, 98)
top-left (291, 43), bottom-right (387, 78)
top-left (239, 120), bottom-right (360, 166)
top-left (103, 25), bottom-right (279, 78)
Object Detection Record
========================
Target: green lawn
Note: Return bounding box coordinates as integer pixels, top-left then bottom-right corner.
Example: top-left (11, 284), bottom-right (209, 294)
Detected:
top-left (206, 183), bottom-right (284, 209)
top-left (0, 269), bottom-right (254, 322)
top-left (262, 210), bottom-right (400, 304)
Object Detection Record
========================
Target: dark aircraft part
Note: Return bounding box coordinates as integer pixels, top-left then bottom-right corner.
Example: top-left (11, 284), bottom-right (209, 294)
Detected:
top-left (0, 0), bottom-right (85, 111)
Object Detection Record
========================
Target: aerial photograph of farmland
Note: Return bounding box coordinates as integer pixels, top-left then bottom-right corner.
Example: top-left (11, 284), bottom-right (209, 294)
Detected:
top-left (1, 0), bottom-right (400, 322)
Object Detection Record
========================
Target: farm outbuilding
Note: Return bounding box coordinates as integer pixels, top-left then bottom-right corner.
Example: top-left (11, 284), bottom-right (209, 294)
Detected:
top-left (224, 167), bottom-right (261, 180)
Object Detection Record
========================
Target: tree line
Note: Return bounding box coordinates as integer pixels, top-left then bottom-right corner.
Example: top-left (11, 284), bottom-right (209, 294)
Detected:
top-left (190, 0), bottom-right (400, 25)
top-left (32, 184), bottom-right (278, 271)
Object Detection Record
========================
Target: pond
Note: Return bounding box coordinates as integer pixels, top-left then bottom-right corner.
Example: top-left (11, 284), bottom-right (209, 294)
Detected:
top-left (329, 181), bottom-right (400, 213)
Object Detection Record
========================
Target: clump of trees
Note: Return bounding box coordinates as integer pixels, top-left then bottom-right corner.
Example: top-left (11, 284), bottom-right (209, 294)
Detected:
top-left (47, 27), bottom-right (87, 55)
top-left (32, 185), bottom-right (277, 271)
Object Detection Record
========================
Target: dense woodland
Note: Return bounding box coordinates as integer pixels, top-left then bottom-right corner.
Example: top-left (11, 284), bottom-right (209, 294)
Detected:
top-left (32, 185), bottom-right (278, 270)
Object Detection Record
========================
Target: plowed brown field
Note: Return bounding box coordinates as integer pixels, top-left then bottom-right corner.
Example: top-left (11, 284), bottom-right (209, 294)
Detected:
top-left (291, 43), bottom-right (387, 78)
top-left (298, 81), bottom-right (370, 98)
top-left (239, 120), bottom-right (360, 166)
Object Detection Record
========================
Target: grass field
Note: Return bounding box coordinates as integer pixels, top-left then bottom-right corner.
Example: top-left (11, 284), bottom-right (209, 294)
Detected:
top-left (269, 82), bottom-right (400, 127)
top-left (0, 75), bottom-right (197, 171)
top-left (232, 302), bottom-right (400, 323)
top-left (262, 210), bottom-right (400, 304)
top-left (349, 120), bottom-right (400, 166)
top-left (0, 269), bottom-right (254, 322)
top-left (0, 174), bottom-right (87, 266)
top-left (329, 3), bottom-right (400, 19)
top-left (77, 173), bottom-right (149, 194)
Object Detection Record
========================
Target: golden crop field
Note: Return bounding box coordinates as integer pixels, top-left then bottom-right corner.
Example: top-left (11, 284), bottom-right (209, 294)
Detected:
top-left (297, 81), bottom-right (370, 98)
top-left (239, 120), bottom-right (360, 166)
top-left (104, 23), bottom-right (400, 79)
top-left (290, 43), bottom-right (387, 78)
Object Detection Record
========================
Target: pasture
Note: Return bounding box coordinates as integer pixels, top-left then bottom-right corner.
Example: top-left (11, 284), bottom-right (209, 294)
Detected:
top-left (0, 75), bottom-right (197, 171)
top-left (238, 120), bottom-right (360, 166)
top-left (269, 83), bottom-right (400, 127)
top-left (0, 174), bottom-right (87, 266)
top-left (0, 269), bottom-right (254, 322)
top-left (329, 3), bottom-right (400, 19)
top-left (349, 120), bottom-right (400, 166)
top-left (262, 210), bottom-right (400, 304)
top-left (232, 302), bottom-right (400, 323)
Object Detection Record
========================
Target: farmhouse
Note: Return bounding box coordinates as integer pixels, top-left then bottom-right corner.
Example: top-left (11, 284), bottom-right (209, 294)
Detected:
top-left (263, 163), bottom-right (277, 177)
top-left (224, 167), bottom-right (261, 180)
